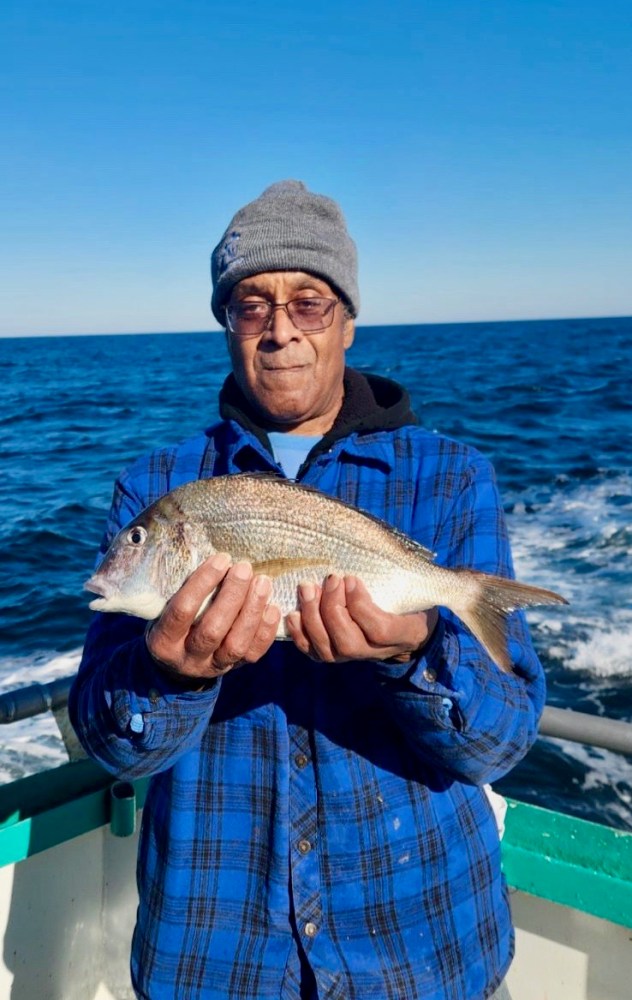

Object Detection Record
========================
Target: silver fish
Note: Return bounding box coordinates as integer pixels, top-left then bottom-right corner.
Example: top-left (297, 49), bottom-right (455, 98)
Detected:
top-left (85, 473), bottom-right (567, 673)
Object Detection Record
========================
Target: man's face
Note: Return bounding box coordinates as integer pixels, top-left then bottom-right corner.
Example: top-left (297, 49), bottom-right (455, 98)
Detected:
top-left (226, 271), bottom-right (355, 435)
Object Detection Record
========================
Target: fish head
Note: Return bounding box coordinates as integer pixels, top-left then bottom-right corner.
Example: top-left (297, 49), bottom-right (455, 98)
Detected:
top-left (84, 505), bottom-right (201, 620)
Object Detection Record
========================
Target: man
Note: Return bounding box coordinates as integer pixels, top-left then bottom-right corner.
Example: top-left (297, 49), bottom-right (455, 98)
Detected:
top-left (71, 180), bottom-right (541, 999)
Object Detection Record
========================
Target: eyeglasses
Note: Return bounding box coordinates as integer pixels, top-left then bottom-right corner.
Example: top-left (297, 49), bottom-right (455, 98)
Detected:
top-left (225, 296), bottom-right (340, 337)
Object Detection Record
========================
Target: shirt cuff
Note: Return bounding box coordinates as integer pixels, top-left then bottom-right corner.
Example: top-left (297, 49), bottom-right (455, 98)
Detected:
top-left (110, 638), bottom-right (221, 746)
top-left (374, 615), bottom-right (480, 731)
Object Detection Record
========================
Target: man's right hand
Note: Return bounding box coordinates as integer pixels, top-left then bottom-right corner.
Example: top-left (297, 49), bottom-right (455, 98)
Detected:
top-left (145, 553), bottom-right (281, 688)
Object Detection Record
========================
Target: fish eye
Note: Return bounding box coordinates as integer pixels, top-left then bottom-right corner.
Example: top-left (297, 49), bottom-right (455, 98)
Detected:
top-left (127, 526), bottom-right (147, 546)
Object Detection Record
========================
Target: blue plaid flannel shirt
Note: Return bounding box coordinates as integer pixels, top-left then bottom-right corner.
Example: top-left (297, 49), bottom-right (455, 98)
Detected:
top-left (70, 416), bottom-right (545, 1000)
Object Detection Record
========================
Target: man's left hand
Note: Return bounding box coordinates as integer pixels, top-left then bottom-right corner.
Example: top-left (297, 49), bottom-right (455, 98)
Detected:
top-left (285, 575), bottom-right (438, 663)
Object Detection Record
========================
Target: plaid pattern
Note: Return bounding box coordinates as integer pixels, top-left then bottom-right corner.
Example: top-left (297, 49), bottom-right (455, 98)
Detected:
top-left (70, 418), bottom-right (545, 999)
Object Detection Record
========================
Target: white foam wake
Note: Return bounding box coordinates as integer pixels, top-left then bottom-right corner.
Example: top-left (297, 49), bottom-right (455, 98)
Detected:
top-left (508, 472), bottom-right (632, 678)
top-left (540, 737), bottom-right (632, 830)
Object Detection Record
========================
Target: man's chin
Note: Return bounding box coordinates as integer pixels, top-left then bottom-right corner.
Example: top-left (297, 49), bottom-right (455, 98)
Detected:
top-left (241, 379), bottom-right (342, 435)
top-left (255, 399), bottom-right (322, 433)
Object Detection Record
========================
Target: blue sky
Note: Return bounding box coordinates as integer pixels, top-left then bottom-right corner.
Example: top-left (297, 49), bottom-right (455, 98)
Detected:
top-left (1, 0), bottom-right (631, 335)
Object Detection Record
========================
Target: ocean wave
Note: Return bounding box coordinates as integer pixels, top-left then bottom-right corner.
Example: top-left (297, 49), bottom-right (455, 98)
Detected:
top-left (538, 739), bottom-right (632, 831)
top-left (550, 621), bottom-right (632, 679)
top-left (509, 472), bottom-right (632, 575)
top-left (509, 472), bottom-right (632, 682)
top-left (0, 647), bottom-right (83, 690)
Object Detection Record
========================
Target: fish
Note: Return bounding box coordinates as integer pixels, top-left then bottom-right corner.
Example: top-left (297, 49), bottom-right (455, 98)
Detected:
top-left (85, 473), bottom-right (567, 673)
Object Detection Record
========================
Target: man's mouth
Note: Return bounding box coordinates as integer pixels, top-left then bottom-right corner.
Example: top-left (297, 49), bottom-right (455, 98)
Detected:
top-left (261, 363), bottom-right (308, 372)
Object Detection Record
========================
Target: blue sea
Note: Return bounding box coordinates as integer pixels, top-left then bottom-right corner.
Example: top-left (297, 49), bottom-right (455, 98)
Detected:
top-left (1, 318), bottom-right (631, 830)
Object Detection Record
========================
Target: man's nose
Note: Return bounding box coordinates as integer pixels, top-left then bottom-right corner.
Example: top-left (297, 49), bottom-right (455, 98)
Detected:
top-left (262, 304), bottom-right (302, 344)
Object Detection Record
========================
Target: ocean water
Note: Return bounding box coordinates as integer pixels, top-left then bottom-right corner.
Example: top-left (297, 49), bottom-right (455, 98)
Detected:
top-left (1, 318), bottom-right (630, 829)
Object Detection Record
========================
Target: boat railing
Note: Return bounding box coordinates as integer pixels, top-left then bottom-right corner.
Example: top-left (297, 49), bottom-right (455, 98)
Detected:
top-left (0, 674), bottom-right (631, 755)
top-left (538, 705), bottom-right (632, 756)
top-left (0, 676), bottom-right (74, 725)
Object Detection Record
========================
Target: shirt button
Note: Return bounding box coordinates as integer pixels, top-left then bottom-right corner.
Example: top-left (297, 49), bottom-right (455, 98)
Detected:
top-left (422, 667), bottom-right (437, 683)
top-left (129, 713), bottom-right (144, 733)
top-left (148, 688), bottom-right (160, 704)
top-left (295, 753), bottom-right (309, 769)
top-left (297, 839), bottom-right (312, 855)
top-left (304, 922), bottom-right (318, 938)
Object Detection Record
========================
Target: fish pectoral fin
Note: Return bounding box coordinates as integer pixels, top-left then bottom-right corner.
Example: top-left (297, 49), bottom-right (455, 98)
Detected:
top-left (250, 558), bottom-right (328, 579)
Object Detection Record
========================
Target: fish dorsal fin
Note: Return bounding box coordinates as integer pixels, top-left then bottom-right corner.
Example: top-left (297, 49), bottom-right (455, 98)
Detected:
top-left (219, 473), bottom-right (437, 564)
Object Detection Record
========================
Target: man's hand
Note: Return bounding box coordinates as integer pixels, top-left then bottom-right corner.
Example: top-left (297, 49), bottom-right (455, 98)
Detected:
top-left (145, 553), bottom-right (281, 687)
top-left (285, 574), bottom-right (438, 663)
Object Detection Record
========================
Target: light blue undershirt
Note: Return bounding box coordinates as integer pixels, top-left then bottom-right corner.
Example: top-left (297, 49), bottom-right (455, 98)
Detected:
top-left (268, 432), bottom-right (321, 480)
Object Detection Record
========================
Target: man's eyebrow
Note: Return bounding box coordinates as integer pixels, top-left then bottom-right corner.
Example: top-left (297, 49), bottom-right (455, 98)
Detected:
top-left (231, 284), bottom-right (268, 298)
top-left (292, 280), bottom-right (329, 293)
top-left (233, 277), bottom-right (330, 298)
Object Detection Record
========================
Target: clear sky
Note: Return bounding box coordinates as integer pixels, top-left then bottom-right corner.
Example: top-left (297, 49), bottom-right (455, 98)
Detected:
top-left (2, 0), bottom-right (631, 335)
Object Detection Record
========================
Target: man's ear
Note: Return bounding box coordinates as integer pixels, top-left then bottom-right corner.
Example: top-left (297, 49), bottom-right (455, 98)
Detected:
top-left (343, 318), bottom-right (355, 350)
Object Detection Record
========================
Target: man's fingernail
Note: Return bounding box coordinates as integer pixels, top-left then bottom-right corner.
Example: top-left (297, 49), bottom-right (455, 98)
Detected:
top-left (263, 604), bottom-right (279, 625)
top-left (211, 552), bottom-right (232, 571)
top-left (346, 576), bottom-right (357, 593)
top-left (286, 611), bottom-right (300, 630)
top-left (253, 575), bottom-right (272, 597)
top-left (233, 561), bottom-right (253, 580)
top-left (324, 574), bottom-right (340, 593)
top-left (299, 583), bottom-right (316, 602)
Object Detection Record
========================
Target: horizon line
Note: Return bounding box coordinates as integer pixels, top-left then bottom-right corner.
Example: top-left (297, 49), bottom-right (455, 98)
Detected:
top-left (1, 312), bottom-right (631, 339)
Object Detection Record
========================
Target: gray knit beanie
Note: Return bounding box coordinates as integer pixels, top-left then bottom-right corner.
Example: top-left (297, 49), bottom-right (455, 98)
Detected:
top-left (211, 180), bottom-right (359, 324)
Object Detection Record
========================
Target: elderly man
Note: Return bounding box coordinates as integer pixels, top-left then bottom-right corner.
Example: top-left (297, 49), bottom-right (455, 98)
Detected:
top-left (71, 181), bottom-right (540, 999)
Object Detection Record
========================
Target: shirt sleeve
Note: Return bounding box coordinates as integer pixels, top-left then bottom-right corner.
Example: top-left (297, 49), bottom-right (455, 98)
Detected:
top-left (374, 450), bottom-right (547, 786)
top-left (68, 467), bottom-right (223, 780)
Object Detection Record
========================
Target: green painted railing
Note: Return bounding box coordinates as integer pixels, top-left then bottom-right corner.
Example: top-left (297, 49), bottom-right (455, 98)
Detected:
top-left (503, 798), bottom-right (632, 928)
top-left (1, 758), bottom-right (631, 928)
top-left (0, 759), bottom-right (149, 867)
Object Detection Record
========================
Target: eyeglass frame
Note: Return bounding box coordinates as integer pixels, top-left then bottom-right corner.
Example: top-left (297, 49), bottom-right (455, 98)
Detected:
top-left (224, 296), bottom-right (341, 337)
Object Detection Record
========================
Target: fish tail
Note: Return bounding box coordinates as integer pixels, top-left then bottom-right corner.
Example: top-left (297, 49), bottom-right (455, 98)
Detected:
top-left (455, 571), bottom-right (568, 674)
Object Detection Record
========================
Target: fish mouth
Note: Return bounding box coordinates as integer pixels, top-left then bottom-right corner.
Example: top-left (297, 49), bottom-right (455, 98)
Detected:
top-left (84, 576), bottom-right (119, 613)
top-left (84, 575), bottom-right (109, 598)
top-left (84, 575), bottom-right (116, 608)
